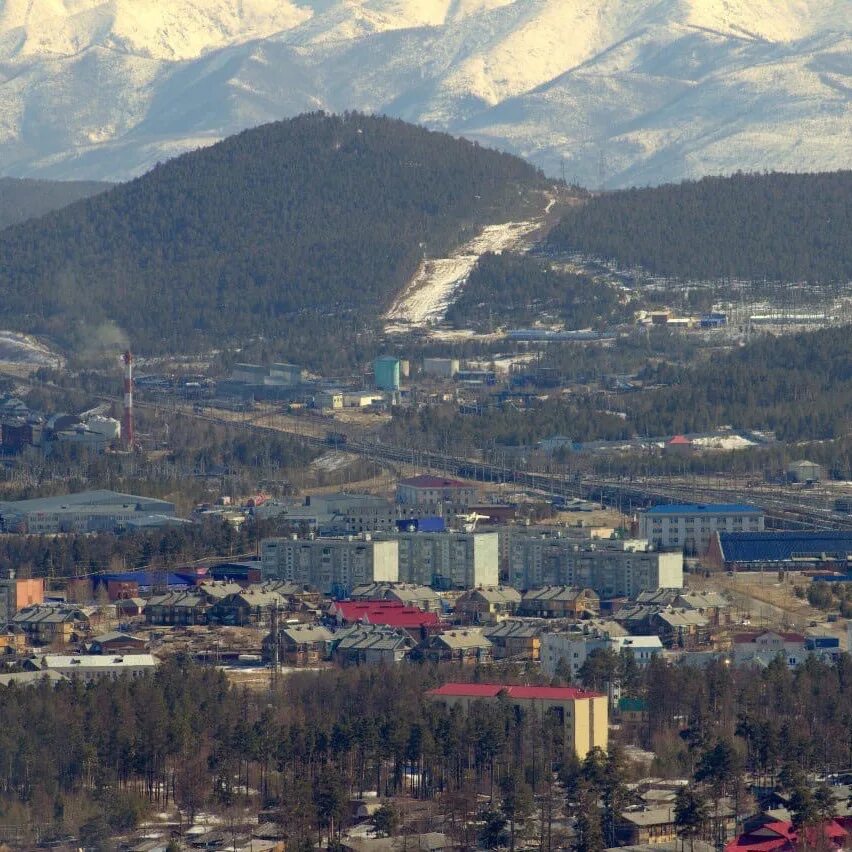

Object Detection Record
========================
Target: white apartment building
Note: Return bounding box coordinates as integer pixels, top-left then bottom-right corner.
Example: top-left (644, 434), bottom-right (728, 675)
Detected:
top-left (388, 531), bottom-right (498, 589)
top-left (508, 535), bottom-right (682, 597)
top-left (261, 536), bottom-right (398, 595)
top-left (541, 631), bottom-right (663, 678)
top-left (639, 503), bottom-right (764, 553)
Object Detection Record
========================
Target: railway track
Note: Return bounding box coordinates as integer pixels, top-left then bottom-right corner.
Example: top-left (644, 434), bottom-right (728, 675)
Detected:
top-left (155, 401), bottom-right (852, 532)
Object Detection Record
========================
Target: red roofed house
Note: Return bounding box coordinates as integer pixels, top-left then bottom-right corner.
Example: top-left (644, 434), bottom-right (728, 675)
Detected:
top-left (426, 682), bottom-right (608, 758)
top-left (329, 600), bottom-right (442, 639)
top-left (664, 435), bottom-right (694, 456)
top-left (726, 819), bottom-right (848, 852)
top-left (396, 475), bottom-right (478, 510)
top-left (732, 631), bottom-right (808, 668)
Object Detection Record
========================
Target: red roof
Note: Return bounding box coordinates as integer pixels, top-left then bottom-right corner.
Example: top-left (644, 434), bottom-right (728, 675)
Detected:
top-left (426, 682), bottom-right (604, 700)
top-left (399, 475), bottom-right (470, 489)
top-left (333, 600), bottom-right (440, 629)
top-left (667, 435), bottom-right (692, 445)
top-left (732, 631), bottom-right (806, 645)
top-left (725, 820), bottom-right (847, 852)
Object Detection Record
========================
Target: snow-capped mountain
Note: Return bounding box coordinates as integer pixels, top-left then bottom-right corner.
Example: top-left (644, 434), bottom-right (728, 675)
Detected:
top-left (0, 0), bottom-right (849, 186)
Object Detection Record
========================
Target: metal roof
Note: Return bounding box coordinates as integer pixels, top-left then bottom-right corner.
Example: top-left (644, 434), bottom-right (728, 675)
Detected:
top-left (645, 503), bottom-right (762, 515)
top-left (427, 682), bottom-right (603, 700)
top-left (719, 531), bottom-right (852, 563)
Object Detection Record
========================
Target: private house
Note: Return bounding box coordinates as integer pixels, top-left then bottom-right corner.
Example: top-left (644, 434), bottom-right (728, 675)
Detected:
top-left (209, 588), bottom-right (290, 626)
top-left (725, 818), bottom-right (847, 852)
top-left (268, 624), bottom-right (333, 667)
top-left (732, 631), bottom-right (808, 668)
top-left (11, 605), bottom-right (89, 646)
top-left (518, 586), bottom-right (600, 619)
top-left (144, 591), bottom-right (210, 626)
top-left (422, 629), bottom-right (493, 664)
top-left (649, 608), bottom-right (711, 648)
top-left (482, 620), bottom-right (541, 660)
top-left (89, 631), bottom-right (147, 654)
top-left (350, 582), bottom-right (442, 612)
top-left (454, 586), bottom-right (522, 624)
top-left (426, 682), bottom-right (607, 759)
top-left (331, 624), bottom-right (416, 666)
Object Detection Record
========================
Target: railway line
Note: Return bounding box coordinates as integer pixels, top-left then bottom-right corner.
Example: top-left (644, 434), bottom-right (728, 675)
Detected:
top-left (153, 400), bottom-right (852, 533)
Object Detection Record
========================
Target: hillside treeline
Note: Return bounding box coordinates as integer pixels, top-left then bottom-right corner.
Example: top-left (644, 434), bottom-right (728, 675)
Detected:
top-left (0, 113), bottom-right (546, 368)
top-left (0, 177), bottom-right (110, 230)
top-left (445, 252), bottom-right (631, 331)
top-left (548, 171), bottom-right (852, 283)
top-left (630, 325), bottom-right (852, 441)
top-left (2, 655), bottom-right (852, 848)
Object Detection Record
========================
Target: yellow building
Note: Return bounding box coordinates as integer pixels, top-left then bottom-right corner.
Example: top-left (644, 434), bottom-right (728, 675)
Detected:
top-left (425, 682), bottom-right (608, 758)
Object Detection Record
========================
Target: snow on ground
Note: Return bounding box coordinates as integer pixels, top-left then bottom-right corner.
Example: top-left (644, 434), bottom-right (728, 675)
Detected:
top-left (310, 450), bottom-right (359, 472)
top-left (0, 331), bottom-right (63, 368)
top-left (384, 218), bottom-right (541, 331)
top-left (692, 435), bottom-right (757, 451)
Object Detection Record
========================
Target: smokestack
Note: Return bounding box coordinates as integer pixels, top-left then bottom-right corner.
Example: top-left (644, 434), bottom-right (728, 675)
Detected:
top-left (122, 350), bottom-right (134, 448)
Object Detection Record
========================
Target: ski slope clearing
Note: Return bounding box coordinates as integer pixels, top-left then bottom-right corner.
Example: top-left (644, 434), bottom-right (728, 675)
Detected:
top-left (385, 219), bottom-right (541, 331)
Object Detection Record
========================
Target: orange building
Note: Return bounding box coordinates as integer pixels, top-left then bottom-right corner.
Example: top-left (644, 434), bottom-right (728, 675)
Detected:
top-left (0, 576), bottom-right (44, 626)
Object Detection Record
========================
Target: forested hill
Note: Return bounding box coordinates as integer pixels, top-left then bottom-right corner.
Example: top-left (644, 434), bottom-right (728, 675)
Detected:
top-left (0, 113), bottom-right (547, 362)
top-left (0, 177), bottom-right (111, 229)
top-left (548, 171), bottom-right (852, 283)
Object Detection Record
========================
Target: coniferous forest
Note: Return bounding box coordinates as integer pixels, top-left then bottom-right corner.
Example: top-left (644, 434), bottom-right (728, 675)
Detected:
top-left (0, 114), bottom-right (546, 366)
top-left (0, 178), bottom-right (111, 230)
top-left (3, 656), bottom-right (852, 848)
top-left (548, 171), bottom-right (852, 283)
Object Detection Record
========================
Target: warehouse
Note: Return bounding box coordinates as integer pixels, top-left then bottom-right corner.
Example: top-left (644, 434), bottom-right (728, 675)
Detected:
top-left (0, 489), bottom-right (177, 534)
top-left (707, 531), bottom-right (852, 572)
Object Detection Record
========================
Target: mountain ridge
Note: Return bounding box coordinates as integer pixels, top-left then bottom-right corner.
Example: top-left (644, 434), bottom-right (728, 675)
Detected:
top-left (0, 0), bottom-right (849, 185)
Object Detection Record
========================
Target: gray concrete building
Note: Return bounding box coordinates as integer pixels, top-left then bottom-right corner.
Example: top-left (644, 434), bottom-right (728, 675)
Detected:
top-left (260, 536), bottom-right (398, 595)
top-left (508, 535), bottom-right (682, 597)
top-left (385, 531), bottom-right (498, 589)
top-left (638, 503), bottom-right (764, 553)
top-left (0, 490), bottom-right (176, 534)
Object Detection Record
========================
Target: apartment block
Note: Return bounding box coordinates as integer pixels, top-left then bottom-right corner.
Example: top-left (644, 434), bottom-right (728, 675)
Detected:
top-left (260, 536), bottom-right (398, 595)
top-left (508, 535), bottom-right (682, 597)
top-left (387, 531), bottom-right (498, 589)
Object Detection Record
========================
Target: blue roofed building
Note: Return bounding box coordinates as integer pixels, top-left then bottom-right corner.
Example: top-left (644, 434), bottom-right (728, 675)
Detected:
top-left (707, 530), bottom-right (852, 572)
top-left (639, 503), bottom-right (764, 554)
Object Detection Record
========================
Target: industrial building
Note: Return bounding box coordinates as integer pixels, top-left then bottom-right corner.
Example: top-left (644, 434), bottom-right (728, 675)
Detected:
top-left (396, 475), bottom-right (478, 510)
top-left (706, 530), bottom-right (852, 573)
top-left (374, 356), bottom-right (401, 391)
top-left (0, 490), bottom-right (177, 534)
top-left (386, 530), bottom-right (498, 589)
top-left (508, 535), bottom-right (683, 597)
top-left (422, 358), bottom-right (460, 379)
top-left (268, 493), bottom-right (403, 535)
top-left (260, 536), bottom-right (399, 595)
top-left (29, 654), bottom-right (159, 681)
top-left (426, 682), bottom-right (608, 758)
top-left (638, 504), bottom-right (764, 553)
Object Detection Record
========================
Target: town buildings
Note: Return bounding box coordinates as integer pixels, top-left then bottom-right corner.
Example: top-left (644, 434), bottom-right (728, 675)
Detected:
top-left (0, 489), bottom-right (177, 534)
top-left (639, 503), bottom-right (764, 553)
top-left (454, 586), bottom-right (522, 623)
top-left (29, 653), bottom-right (159, 681)
top-left (518, 586), bottom-right (600, 619)
top-left (541, 630), bottom-right (663, 678)
top-left (0, 574), bottom-right (44, 626)
top-left (508, 534), bottom-right (683, 597)
top-left (426, 682), bottom-right (608, 758)
top-left (707, 530), bottom-right (852, 573)
top-left (261, 536), bottom-right (399, 595)
top-left (395, 475), bottom-right (478, 510)
top-left (389, 530), bottom-right (498, 589)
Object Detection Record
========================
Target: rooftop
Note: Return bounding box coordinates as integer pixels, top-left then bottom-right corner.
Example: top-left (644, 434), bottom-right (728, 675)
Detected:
top-left (718, 530), bottom-right (852, 563)
top-left (426, 682), bottom-right (604, 700)
top-left (0, 489), bottom-right (175, 514)
top-left (646, 503), bottom-right (762, 516)
top-left (398, 475), bottom-right (470, 489)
